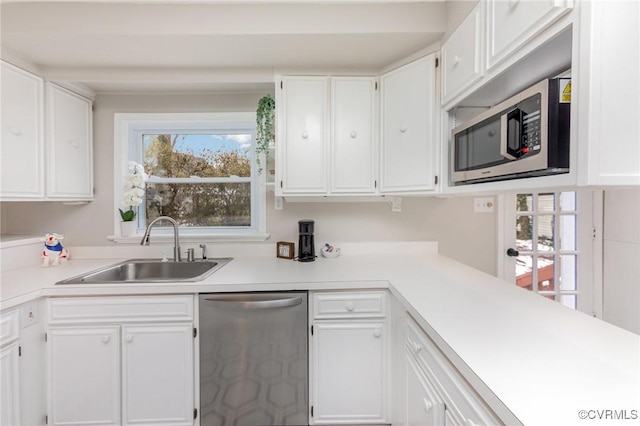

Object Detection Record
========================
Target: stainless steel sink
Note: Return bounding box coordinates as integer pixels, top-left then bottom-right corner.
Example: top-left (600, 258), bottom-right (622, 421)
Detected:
top-left (56, 258), bottom-right (232, 284)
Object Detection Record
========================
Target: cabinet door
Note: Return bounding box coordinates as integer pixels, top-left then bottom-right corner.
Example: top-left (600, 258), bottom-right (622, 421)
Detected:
top-left (121, 324), bottom-right (194, 426)
top-left (46, 83), bottom-right (93, 199)
top-left (406, 352), bottom-right (445, 426)
top-left (48, 326), bottom-right (120, 426)
top-left (331, 77), bottom-right (377, 193)
top-left (0, 61), bottom-right (45, 199)
top-left (441, 4), bottom-right (484, 105)
top-left (380, 54), bottom-right (437, 193)
top-left (486, 0), bottom-right (572, 70)
top-left (279, 77), bottom-right (328, 194)
top-left (0, 343), bottom-right (21, 426)
top-left (311, 321), bottom-right (387, 424)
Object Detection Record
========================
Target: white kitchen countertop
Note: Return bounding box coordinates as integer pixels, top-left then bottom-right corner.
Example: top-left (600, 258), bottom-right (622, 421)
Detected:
top-left (1, 253), bottom-right (638, 425)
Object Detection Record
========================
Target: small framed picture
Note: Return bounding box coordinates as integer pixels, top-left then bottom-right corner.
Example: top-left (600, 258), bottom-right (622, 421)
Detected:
top-left (277, 241), bottom-right (295, 259)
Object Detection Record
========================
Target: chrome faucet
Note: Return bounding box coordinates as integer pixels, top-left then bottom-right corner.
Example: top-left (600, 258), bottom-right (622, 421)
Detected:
top-left (140, 216), bottom-right (181, 262)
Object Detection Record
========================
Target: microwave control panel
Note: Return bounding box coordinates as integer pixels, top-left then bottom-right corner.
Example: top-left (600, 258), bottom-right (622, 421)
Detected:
top-left (519, 93), bottom-right (542, 156)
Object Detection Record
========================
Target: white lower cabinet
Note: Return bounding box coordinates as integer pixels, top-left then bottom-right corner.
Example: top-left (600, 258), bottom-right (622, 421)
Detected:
top-left (49, 326), bottom-right (121, 426)
top-left (0, 309), bottom-right (21, 426)
top-left (406, 352), bottom-right (445, 426)
top-left (47, 296), bottom-right (195, 426)
top-left (405, 316), bottom-right (501, 426)
top-left (310, 291), bottom-right (389, 424)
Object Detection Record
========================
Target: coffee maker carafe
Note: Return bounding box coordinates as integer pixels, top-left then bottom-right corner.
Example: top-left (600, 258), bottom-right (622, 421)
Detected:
top-left (297, 220), bottom-right (316, 262)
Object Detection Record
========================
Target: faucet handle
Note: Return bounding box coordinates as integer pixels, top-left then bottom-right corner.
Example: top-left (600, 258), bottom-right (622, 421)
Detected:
top-left (199, 244), bottom-right (207, 260)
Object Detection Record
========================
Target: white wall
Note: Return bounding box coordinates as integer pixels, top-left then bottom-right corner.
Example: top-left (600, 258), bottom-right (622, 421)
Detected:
top-left (0, 92), bottom-right (498, 275)
top-left (602, 188), bottom-right (640, 334)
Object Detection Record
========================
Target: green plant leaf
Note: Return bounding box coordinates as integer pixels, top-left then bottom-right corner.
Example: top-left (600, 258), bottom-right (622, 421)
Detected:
top-left (119, 208), bottom-right (135, 222)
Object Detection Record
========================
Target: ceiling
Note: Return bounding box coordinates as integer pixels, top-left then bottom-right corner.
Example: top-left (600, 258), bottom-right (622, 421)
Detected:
top-left (0, 1), bottom-right (447, 93)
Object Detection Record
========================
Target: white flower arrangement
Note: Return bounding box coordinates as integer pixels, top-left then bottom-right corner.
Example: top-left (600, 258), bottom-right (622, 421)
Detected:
top-left (119, 161), bottom-right (148, 222)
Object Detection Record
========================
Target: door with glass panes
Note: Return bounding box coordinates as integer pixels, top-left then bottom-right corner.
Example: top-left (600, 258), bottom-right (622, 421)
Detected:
top-left (501, 191), bottom-right (600, 316)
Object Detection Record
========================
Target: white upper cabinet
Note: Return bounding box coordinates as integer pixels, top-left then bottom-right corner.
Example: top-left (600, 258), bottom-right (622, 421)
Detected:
top-left (0, 61), bottom-right (45, 199)
top-left (441, 3), bottom-right (484, 106)
top-left (277, 76), bottom-right (377, 196)
top-left (278, 76), bottom-right (329, 194)
top-left (0, 60), bottom-right (94, 201)
top-left (576, 0), bottom-right (640, 186)
top-left (380, 54), bottom-right (437, 193)
top-left (46, 83), bottom-right (94, 199)
top-left (486, 0), bottom-right (573, 71)
top-left (330, 77), bottom-right (377, 194)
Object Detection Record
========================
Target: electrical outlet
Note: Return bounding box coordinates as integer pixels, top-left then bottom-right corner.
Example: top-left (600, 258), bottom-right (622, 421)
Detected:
top-left (274, 196), bottom-right (284, 210)
top-left (21, 304), bottom-right (38, 328)
top-left (474, 197), bottom-right (495, 213)
top-left (391, 197), bottom-right (402, 212)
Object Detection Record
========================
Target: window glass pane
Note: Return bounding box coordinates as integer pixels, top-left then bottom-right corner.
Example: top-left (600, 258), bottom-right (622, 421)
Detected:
top-left (516, 255), bottom-right (533, 291)
top-left (144, 134), bottom-right (252, 178)
top-left (559, 191), bottom-right (577, 211)
top-left (559, 215), bottom-right (577, 251)
top-left (537, 255), bottom-right (555, 292)
top-left (561, 295), bottom-right (577, 309)
top-left (559, 255), bottom-right (577, 291)
top-left (146, 182), bottom-right (251, 227)
top-left (537, 215), bottom-right (555, 250)
top-left (516, 216), bottom-right (533, 249)
top-left (538, 193), bottom-right (555, 212)
top-left (516, 194), bottom-right (533, 212)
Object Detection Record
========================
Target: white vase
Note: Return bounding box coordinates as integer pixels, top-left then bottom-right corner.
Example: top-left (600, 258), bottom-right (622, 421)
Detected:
top-left (120, 221), bottom-right (137, 237)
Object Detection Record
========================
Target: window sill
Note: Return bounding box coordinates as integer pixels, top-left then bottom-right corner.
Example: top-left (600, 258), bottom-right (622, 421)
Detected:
top-left (108, 233), bottom-right (271, 244)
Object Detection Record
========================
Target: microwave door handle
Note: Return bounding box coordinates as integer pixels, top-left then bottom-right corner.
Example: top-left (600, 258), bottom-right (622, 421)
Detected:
top-left (500, 108), bottom-right (522, 160)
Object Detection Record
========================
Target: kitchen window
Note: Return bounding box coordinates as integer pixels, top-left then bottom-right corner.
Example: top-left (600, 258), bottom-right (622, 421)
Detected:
top-left (113, 113), bottom-right (267, 241)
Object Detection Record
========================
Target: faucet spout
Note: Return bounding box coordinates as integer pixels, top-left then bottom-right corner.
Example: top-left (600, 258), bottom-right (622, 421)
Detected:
top-left (140, 216), bottom-right (182, 262)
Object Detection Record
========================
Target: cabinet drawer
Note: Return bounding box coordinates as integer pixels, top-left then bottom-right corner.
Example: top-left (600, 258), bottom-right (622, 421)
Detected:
top-left (0, 309), bottom-right (19, 347)
top-left (406, 316), bottom-right (501, 426)
top-left (312, 291), bottom-right (387, 319)
top-left (48, 295), bottom-right (194, 324)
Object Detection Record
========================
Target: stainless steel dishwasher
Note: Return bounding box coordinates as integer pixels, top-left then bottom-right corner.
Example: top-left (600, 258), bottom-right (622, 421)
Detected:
top-left (199, 292), bottom-right (308, 426)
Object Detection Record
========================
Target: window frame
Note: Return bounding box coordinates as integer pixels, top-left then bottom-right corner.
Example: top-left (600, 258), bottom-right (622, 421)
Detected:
top-left (498, 191), bottom-right (602, 317)
top-left (112, 112), bottom-right (268, 242)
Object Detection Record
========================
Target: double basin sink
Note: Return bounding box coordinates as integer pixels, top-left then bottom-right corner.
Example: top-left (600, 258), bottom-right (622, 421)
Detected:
top-left (56, 258), bottom-right (232, 285)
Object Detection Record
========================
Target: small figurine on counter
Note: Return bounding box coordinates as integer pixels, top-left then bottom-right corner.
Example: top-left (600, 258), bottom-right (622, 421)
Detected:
top-left (42, 233), bottom-right (69, 267)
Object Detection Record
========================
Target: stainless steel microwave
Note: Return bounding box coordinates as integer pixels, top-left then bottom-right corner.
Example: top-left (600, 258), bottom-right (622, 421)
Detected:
top-left (450, 78), bottom-right (570, 185)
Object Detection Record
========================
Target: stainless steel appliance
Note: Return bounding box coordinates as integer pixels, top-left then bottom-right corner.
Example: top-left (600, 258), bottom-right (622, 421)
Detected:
top-left (451, 78), bottom-right (571, 185)
top-left (199, 292), bottom-right (308, 426)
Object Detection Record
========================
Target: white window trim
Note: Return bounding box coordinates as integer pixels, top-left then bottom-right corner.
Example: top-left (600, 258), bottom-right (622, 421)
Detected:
top-left (498, 191), bottom-right (602, 317)
top-left (110, 112), bottom-right (268, 243)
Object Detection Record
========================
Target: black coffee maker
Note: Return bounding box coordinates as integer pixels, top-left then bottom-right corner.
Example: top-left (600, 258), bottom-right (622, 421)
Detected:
top-left (297, 220), bottom-right (316, 262)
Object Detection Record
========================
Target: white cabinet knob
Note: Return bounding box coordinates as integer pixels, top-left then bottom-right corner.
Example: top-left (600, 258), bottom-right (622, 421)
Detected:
top-left (10, 128), bottom-right (22, 136)
top-left (350, 131), bottom-right (357, 139)
top-left (101, 335), bottom-right (110, 343)
top-left (453, 55), bottom-right (461, 67)
top-left (413, 342), bottom-right (422, 353)
top-left (423, 398), bottom-right (433, 412)
top-left (126, 335), bottom-right (134, 343)
top-left (400, 127), bottom-right (407, 133)
top-left (345, 301), bottom-right (355, 311)
top-left (373, 328), bottom-right (382, 338)
top-left (301, 131), bottom-right (309, 139)
top-left (68, 140), bottom-right (79, 148)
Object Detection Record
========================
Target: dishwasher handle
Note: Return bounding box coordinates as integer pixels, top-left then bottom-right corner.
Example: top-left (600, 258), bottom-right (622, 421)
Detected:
top-left (203, 295), bottom-right (303, 309)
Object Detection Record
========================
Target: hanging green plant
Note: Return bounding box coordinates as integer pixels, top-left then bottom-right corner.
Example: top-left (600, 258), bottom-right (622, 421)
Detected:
top-left (255, 94), bottom-right (275, 175)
